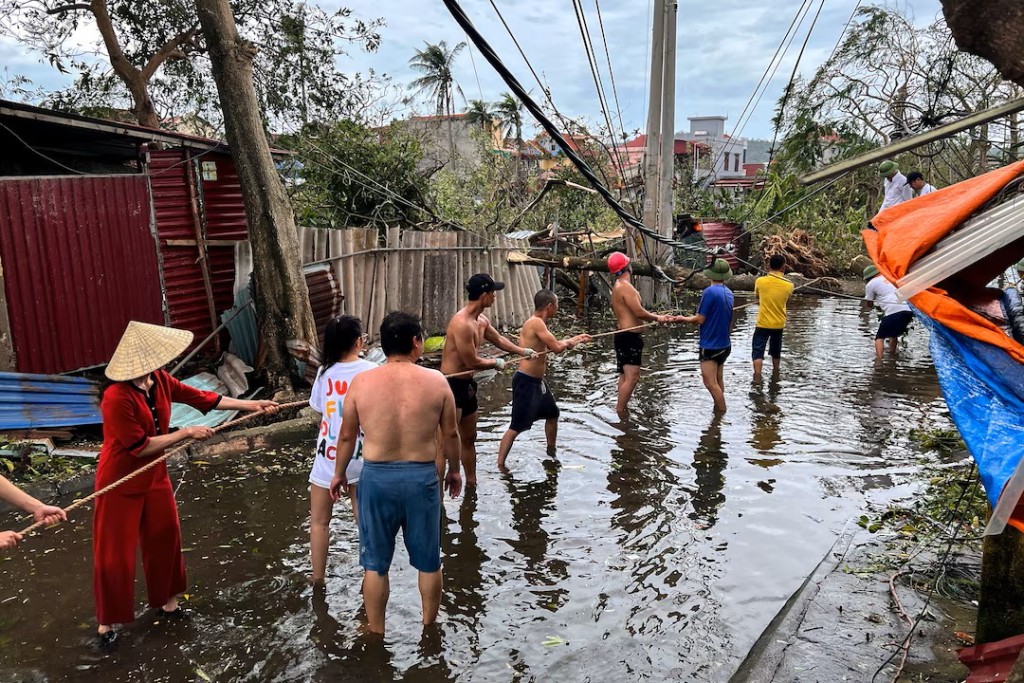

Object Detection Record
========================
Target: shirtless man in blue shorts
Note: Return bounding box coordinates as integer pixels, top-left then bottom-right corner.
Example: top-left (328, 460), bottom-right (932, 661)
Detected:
top-left (330, 312), bottom-right (463, 635)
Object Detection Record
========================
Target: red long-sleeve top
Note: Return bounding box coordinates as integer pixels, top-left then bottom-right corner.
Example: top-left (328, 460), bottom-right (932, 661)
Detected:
top-left (97, 370), bottom-right (221, 494)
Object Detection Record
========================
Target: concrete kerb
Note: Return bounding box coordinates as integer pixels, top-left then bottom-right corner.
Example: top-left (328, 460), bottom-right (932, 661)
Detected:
top-left (0, 413), bottom-right (317, 515)
top-left (729, 519), bottom-right (860, 683)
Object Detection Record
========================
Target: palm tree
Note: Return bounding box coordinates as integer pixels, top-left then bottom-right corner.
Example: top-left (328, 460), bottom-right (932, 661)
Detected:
top-left (494, 92), bottom-right (524, 147)
top-left (408, 41), bottom-right (466, 116)
top-left (464, 99), bottom-right (493, 129)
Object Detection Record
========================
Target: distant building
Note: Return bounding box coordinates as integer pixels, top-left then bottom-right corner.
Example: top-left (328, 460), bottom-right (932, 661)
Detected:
top-left (677, 115), bottom-right (749, 181)
top-left (395, 113), bottom-right (501, 175)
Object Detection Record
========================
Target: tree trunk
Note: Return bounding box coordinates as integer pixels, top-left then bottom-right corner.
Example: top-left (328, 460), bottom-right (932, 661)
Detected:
top-left (977, 527), bottom-right (1024, 643)
top-left (195, 0), bottom-right (317, 390)
top-left (941, 0), bottom-right (1024, 88)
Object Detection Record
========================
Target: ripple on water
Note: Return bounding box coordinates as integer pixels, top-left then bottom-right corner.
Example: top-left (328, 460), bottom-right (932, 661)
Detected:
top-left (0, 296), bottom-right (950, 681)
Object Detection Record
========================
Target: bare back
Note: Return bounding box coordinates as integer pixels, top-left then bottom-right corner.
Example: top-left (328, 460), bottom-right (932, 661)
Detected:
top-left (439, 307), bottom-right (489, 375)
top-left (517, 316), bottom-right (550, 378)
top-left (348, 363), bottom-right (454, 463)
top-left (612, 279), bottom-right (646, 329)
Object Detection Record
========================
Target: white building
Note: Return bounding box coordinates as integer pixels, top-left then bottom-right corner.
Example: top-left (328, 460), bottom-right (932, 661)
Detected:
top-left (677, 115), bottom-right (748, 181)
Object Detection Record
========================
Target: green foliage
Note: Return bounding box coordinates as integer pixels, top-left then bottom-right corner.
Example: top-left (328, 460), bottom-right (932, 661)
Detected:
top-left (408, 41), bottom-right (465, 116)
top-left (287, 119), bottom-right (430, 230)
top-left (910, 427), bottom-right (967, 454)
top-left (0, 441), bottom-right (93, 484)
top-left (0, 0), bottom-right (383, 128)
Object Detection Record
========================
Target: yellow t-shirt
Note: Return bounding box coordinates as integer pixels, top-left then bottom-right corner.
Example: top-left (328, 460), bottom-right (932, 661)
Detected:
top-left (754, 274), bottom-right (794, 329)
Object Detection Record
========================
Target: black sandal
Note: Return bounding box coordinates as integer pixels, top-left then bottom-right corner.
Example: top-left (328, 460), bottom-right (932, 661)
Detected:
top-left (95, 630), bottom-right (119, 651)
top-left (155, 606), bottom-right (192, 621)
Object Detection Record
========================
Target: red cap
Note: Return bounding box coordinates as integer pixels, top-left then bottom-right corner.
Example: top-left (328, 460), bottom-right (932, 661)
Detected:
top-left (608, 252), bottom-right (630, 274)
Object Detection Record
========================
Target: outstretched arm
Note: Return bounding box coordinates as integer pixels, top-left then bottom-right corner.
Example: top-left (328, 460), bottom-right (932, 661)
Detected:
top-left (454, 320), bottom-right (505, 370)
top-left (483, 321), bottom-right (531, 356)
top-left (624, 287), bottom-right (667, 324)
top-left (535, 325), bottom-right (590, 354)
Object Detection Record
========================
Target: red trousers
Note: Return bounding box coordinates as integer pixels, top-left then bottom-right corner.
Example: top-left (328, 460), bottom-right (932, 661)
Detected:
top-left (92, 476), bottom-right (186, 625)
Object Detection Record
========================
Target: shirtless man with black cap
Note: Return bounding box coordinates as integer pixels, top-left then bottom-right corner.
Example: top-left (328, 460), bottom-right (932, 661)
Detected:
top-left (440, 273), bottom-right (535, 486)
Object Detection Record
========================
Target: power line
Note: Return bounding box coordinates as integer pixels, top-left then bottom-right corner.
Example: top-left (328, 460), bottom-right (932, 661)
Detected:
top-left (593, 0), bottom-right (629, 146)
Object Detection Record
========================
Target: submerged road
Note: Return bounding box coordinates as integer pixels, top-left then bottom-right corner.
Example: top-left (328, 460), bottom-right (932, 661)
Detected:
top-left (0, 294), bottom-right (952, 682)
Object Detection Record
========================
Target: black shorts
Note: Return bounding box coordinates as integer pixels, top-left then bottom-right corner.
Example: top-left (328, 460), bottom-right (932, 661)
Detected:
top-left (614, 331), bottom-right (644, 373)
top-left (509, 372), bottom-right (560, 432)
top-left (751, 327), bottom-right (784, 360)
top-left (876, 310), bottom-right (913, 339)
top-left (447, 377), bottom-right (478, 416)
top-left (699, 347), bottom-right (732, 365)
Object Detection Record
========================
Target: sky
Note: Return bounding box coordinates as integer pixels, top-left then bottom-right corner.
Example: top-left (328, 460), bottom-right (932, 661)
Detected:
top-left (0, 0), bottom-right (944, 141)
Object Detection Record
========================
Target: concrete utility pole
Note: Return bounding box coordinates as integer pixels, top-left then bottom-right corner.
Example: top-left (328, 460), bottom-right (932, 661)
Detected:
top-left (641, 0), bottom-right (678, 302)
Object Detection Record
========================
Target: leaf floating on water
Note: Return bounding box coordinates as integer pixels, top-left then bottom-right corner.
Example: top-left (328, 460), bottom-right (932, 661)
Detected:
top-left (195, 668), bottom-right (212, 682)
top-left (542, 635), bottom-right (568, 647)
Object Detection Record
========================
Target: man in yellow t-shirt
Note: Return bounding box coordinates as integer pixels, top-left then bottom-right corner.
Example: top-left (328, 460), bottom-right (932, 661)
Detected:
top-left (752, 254), bottom-right (795, 379)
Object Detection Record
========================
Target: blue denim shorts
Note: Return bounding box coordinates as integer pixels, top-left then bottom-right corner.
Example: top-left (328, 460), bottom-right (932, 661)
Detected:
top-left (357, 461), bottom-right (441, 574)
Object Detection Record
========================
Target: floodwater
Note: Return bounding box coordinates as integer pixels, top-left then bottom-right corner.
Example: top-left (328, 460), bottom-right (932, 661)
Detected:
top-left (0, 294), bottom-right (954, 682)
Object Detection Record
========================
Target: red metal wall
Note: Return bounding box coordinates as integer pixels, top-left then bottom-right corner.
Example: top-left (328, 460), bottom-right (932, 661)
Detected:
top-left (148, 150), bottom-right (246, 345)
top-left (196, 154), bottom-right (247, 316)
top-left (700, 221), bottom-right (750, 270)
top-left (0, 175), bottom-right (164, 373)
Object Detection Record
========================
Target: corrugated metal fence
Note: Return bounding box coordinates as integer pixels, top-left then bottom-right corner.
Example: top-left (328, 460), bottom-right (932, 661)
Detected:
top-left (0, 175), bottom-right (164, 374)
top-left (236, 228), bottom-right (543, 340)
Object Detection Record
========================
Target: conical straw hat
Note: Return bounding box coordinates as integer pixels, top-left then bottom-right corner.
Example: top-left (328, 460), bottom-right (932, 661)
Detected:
top-left (105, 321), bottom-right (194, 381)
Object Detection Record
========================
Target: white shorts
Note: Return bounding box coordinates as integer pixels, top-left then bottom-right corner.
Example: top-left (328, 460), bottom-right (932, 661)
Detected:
top-left (309, 458), bottom-right (363, 490)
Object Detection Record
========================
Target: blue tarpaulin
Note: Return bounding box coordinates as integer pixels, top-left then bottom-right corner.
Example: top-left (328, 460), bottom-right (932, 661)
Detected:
top-left (919, 313), bottom-right (1024, 534)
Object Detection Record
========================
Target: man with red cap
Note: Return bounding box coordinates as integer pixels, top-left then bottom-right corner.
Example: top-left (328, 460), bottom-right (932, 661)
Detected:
top-left (609, 252), bottom-right (670, 414)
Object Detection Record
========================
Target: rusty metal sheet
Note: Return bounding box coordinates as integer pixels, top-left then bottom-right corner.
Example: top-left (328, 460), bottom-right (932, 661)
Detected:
top-left (700, 221), bottom-right (743, 270)
top-left (304, 263), bottom-right (342, 342)
top-left (0, 371), bottom-right (101, 429)
top-left (0, 174), bottom-right (163, 374)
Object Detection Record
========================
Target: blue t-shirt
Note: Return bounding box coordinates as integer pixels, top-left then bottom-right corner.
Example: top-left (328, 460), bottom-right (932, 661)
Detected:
top-left (697, 284), bottom-right (734, 350)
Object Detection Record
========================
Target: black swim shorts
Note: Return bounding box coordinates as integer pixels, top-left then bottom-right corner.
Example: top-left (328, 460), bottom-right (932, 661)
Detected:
top-left (447, 377), bottom-right (478, 416)
top-left (699, 346), bottom-right (732, 365)
top-left (614, 331), bottom-right (644, 373)
top-left (876, 310), bottom-right (913, 339)
top-left (509, 371), bottom-right (560, 433)
top-left (751, 327), bottom-right (784, 360)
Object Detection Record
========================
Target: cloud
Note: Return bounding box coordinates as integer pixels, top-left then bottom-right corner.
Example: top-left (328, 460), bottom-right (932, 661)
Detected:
top-left (1, 0), bottom-right (943, 141)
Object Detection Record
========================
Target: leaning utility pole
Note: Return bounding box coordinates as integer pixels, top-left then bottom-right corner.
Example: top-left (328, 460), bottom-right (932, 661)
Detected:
top-left (641, 0), bottom-right (678, 302)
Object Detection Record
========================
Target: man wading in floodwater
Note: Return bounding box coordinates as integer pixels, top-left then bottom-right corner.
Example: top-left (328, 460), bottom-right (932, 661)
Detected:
top-left (330, 312), bottom-right (462, 635)
top-left (440, 273), bottom-right (535, 486)
top-left (609, 252), bottom-right (671, 414)
top-left (496, 289), bottom-right (590, 470)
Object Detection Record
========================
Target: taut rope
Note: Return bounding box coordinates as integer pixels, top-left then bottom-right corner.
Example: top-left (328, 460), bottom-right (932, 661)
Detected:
top-left (17, 400), bottom-right (308, 537)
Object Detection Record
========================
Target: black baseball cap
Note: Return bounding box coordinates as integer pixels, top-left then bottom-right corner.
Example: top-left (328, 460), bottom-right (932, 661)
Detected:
top-left (467, 273), bottom-right (505, 299)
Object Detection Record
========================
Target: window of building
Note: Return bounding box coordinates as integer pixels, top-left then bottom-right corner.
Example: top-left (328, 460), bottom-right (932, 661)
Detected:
top-left (734, 153), bottom-right (740, 172)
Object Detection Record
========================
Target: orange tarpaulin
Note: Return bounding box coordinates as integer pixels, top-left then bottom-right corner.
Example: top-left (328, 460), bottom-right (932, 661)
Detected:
top-left (863, 159), bottom-right (1024, 366)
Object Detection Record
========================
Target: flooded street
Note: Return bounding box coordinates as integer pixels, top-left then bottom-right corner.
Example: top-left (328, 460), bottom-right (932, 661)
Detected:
top-left (0, 294), bottom-right (954, 682)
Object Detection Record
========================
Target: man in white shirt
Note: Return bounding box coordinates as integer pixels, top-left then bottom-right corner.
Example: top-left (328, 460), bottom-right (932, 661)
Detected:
top-left (863, 265), bottom-right (913, 359)
top-left (878, 160), bottom-right (913, 212)
top-left (907, 171), bottom-right (936, 197)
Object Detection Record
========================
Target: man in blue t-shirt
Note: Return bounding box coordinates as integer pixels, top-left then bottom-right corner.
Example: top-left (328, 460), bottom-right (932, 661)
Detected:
top-left (678, 258), bottom-right (735, 412)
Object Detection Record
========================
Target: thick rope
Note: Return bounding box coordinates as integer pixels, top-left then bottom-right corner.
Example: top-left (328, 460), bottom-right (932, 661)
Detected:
top-left (17, 400), bottom-right (308, 537)
top-left (444, 276), bottom-right (835, 379)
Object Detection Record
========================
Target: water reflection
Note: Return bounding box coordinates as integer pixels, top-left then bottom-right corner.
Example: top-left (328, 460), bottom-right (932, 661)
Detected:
top-left (0, 296), bottom-right (952, 682)
top-left (690, 415), bottom-right (728, 527)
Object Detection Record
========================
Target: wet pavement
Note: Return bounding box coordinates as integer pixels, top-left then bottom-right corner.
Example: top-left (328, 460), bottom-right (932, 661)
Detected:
top-left (0, 294), bottom-right (954, 681)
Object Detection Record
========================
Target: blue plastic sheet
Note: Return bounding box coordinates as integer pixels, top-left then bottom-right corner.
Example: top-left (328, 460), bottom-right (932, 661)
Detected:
top-left (919, 313), bottom-right (1024, 534)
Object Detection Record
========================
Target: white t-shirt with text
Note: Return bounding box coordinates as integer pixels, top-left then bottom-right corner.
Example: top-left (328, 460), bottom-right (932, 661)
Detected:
top-left (308, 358), bottom-right (377, 488)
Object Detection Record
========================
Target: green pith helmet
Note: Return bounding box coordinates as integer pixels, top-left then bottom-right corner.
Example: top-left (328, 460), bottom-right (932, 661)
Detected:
top-left (878, 160), bottom-right (897, 176)
top-left (1016, 258), bottom-right (1024, 272)
top-left (705, 258), bottom-right (733, 282)
top-left (863, 264), bottom-right (880, 281)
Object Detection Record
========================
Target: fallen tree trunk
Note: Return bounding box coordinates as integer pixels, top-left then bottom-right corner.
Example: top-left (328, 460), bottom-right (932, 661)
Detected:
top-left (509, 250), bottom-right (850, 296)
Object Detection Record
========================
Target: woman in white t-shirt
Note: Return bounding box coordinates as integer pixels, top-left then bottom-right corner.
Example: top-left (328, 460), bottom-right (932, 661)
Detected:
top-left (308, 315), bottom-right (376, 584)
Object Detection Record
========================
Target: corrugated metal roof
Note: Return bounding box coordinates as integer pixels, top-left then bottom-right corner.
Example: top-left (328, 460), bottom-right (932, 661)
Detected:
top-left (0, 175), bottom-right (164, 374)
top-left (169, 372), bottom-right (238, 429)
top-left (0, 372), bottom-right (101, 429)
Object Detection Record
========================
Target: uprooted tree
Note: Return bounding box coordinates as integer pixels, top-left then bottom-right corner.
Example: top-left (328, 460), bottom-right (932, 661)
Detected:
top-left (0, 0), bottom-right (382, 128)
top-left (195, 0), bottom-right (317, 390)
